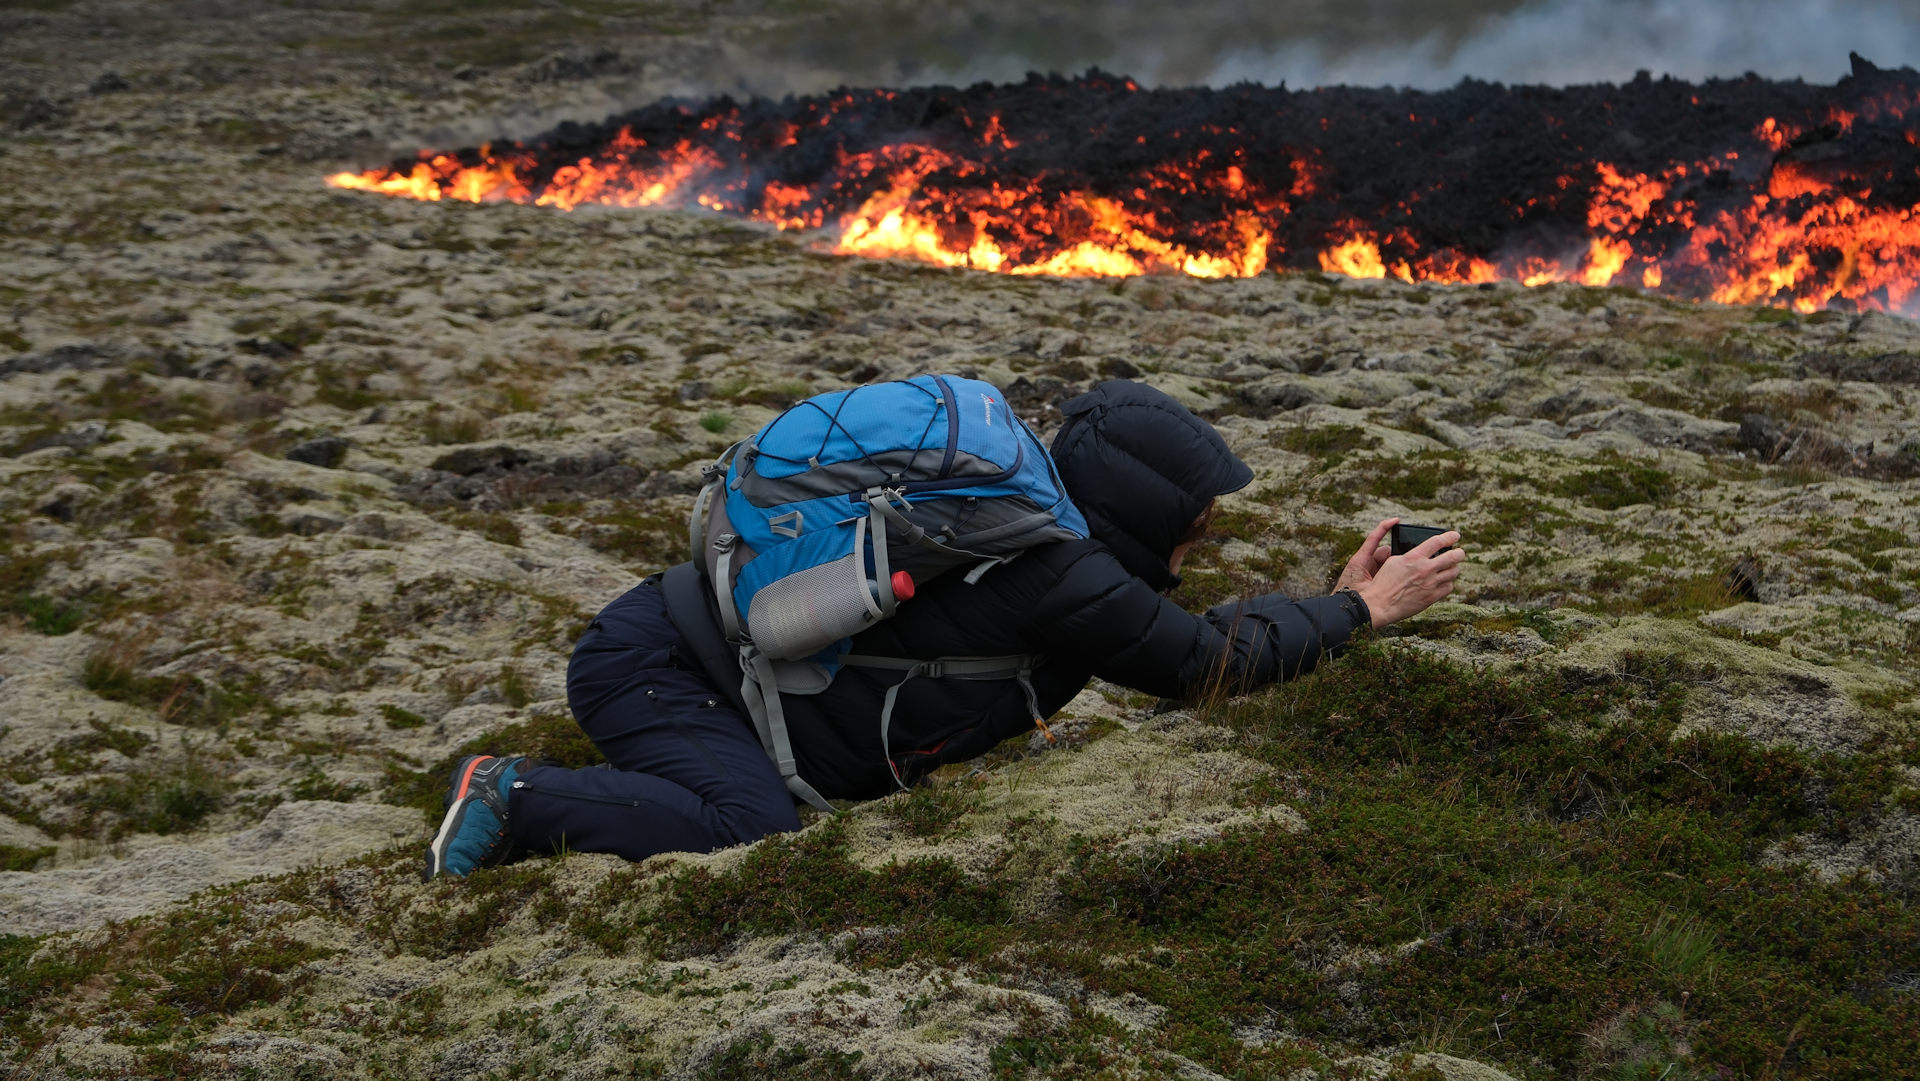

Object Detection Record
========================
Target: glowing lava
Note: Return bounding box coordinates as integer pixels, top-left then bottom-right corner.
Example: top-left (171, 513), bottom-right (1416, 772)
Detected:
top-left (328, 63), bottom-right (1920, 314)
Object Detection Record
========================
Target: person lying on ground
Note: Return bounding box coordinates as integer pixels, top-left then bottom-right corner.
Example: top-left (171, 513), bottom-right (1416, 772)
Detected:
top-left (425, 380), bottom-right (1465, 879)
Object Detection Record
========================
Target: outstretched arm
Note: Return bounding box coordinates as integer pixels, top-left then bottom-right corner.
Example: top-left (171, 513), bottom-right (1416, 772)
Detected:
top-left (1029, 545), bottom-right (1370, 701)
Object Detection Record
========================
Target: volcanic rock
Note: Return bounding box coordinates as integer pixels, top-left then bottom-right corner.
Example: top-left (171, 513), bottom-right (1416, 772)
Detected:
top-left (428, 443), bottom-right (534, 475)
top-left (285, 435), bottom-right (350, 468)
top-left (1564, 404), bottom-right (1738, 452)
top-left (1799, 349), bottom-right (1920, 385)
top-left (1, 343), bottom-right (113, 375)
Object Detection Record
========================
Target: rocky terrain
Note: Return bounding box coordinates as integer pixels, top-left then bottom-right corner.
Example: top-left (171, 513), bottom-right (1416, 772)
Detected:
top-left (3, 3), bottom-right (1918, 1079)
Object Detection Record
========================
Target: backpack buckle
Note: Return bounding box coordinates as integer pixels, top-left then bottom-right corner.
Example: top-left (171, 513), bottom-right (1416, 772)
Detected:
top-left (700, 461), bottom-right (726, 481)
top-left (713, 532), bottom-right (737, 553)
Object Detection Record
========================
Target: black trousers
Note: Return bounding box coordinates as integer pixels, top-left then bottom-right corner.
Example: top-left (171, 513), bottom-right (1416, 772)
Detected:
top-left (506, 579), bottom-right (801, 861)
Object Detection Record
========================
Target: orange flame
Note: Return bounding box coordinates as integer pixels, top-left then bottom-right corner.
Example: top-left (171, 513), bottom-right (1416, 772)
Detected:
top-left (1319, 237), bottom-right (1387, 279)
top-left (325, 93), bottom-right (1920, 315)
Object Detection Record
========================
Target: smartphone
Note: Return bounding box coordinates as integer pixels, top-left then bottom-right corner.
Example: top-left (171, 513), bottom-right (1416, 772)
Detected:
top-left (1391, 523), bottom-right (1452, 556)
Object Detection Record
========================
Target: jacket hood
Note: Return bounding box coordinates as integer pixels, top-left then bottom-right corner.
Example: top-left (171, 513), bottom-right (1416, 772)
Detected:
top-left (1049, 380), bottom-right (1253, 591)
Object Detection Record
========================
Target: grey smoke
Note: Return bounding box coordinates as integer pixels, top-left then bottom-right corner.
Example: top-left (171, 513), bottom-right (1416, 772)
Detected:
top-left (738, 0), bottom-right (1919, 96)
top-left (1205, 0), bottom-right (1920, 88)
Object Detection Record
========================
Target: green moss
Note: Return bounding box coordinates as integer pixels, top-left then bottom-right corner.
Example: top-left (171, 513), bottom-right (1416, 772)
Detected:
top-left (396, 860), bottom-right (566, 959)
top-left (1366, 452), bottom-right (1469, 506)
top-left (1271, 423), bottom-right (1380, 464)
top-left (0, 893), bottom-right (340, 1045)
top-left (1554, 456), bottom-right (1676, 510)
top-left (77, 372), bottom-right (219, 433)
top-left (0, 540), bottom-right (65, 630)
top-left (567, 503), bottom-right (685, 567)
top-left (445, 509), bottom-right (522, 546)
top-left (81, 643), bottom-right (265, 729)
top-left (653, 817), bottom-right (1009, 958)
top-left (12, 592), bottom-right (81, 635)
top-left (498, 665), bottom-right (535, 707)
top-left (228, 315), bottom-right (330, 352)
top-left (1031, 644), bottom-right (1916, 1077)
top-left (308, 359), bottom-right (384, 410)
top-left (694, 1031), bottom-right (871, 1080)
top-left (886, 778), bottom-right (982, 839)
top-left (1, 932), bottom-right (108, 1044)
top-left (561, 638), bottom-right (1920, 1080)
top-left (1830, 520), bottom-right (1906, 571)
top-left (50, 718), bottom-right (154, 773)
top-left (1311, 482), bottom-right (1365, 515)
top-left (380, 703), bottom-right (429, 730)
top-left (126, 904), bottom-right (333, 1034)
top-left (70, 752), bottom-right (230, 840)
top-left (0, 844), bottom-right (55, 872)
top-left (289, 765), bottom-right (367, 803)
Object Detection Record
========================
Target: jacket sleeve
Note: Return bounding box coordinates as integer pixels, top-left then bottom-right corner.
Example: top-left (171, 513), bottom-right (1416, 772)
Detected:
top-left (1027, 544), bottom-right (1370, 701)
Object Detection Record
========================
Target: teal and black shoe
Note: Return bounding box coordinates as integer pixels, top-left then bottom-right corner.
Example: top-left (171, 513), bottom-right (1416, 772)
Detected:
top-left (423, 754), bottom-right (528, 881)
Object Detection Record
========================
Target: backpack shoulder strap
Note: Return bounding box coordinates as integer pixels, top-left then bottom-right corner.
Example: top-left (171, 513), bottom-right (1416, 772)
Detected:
top-left (739, 647), bottom-right (837, 814)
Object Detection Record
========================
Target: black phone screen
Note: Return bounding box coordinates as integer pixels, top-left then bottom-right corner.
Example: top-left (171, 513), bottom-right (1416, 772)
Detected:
top-left (1391, 523), bottom-right (1450, 556)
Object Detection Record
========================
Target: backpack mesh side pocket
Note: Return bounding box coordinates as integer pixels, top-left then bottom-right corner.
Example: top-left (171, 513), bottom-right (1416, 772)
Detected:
top-left (734, 520), bottom-right (879, 659)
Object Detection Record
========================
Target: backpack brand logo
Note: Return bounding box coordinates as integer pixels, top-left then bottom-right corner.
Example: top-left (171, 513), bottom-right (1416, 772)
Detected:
top-left (981, 393), bottom-right (996, 426)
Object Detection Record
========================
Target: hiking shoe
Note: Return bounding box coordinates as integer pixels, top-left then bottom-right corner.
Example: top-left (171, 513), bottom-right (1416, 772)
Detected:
top-left (423, 754), bottom-right (527, 881)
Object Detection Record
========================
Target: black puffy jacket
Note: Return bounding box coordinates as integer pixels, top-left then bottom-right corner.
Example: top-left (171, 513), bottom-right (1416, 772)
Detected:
top-left (666, 380), bottom-right (1370, 800)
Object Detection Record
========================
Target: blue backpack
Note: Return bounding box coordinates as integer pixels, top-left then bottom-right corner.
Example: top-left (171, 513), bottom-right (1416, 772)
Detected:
top-left (691, 374), bottom-right (1088, 808)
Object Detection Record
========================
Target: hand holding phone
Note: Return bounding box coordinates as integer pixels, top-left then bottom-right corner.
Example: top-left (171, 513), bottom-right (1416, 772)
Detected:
top-left (1338, 518), bottom-right (1466, 628)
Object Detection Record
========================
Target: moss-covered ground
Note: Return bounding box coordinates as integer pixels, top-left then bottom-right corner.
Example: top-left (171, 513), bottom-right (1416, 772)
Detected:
top-left (7, 637), bottom-right (1917, 1078)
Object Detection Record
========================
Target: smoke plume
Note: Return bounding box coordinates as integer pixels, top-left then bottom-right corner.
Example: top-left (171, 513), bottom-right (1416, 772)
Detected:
top-left (1206, 0), bottom-right (1920, 88)
top-left (741, 0), bottom-right (1918, 96)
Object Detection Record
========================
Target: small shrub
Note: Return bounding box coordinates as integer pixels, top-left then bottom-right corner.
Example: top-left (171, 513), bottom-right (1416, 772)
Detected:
top-left (694, 1031), bottom-right (871, 1081)
top-left (1, 931), bottom-right (109, 1039)
top-left (1368, 454), bottom-right (1468, 505)
top-left (446, 510), bottom-right (521, 547)
top-left (0, 844), bottom-right (55, 872)
top-left (70, 746), bottom-right (231, 839)
top-left (499, 666), bottom-right (534, 708)
top-left (421, 408), bottom-right (487, 445)
top-left (1556, 459), bottom-right (1676, 509)
top-left (379, 703), bottom-right (428, 730)
top-left (887, 779), bottom-right (980, 839)
top-left (399, 861), bottom-right (561, 958)
top-left (81, 640), bottom-right (261, 728)
top-left (289, 766), bottom-right (366, 803)
top-left (15, 594), bottom-right (81, 635)
top-left (50, 718), bottom-right (153, 773)
top-left (1271, 423), bottom-right (1380, 465)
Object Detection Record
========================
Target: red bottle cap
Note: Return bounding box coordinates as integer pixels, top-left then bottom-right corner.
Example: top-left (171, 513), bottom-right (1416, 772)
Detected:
top-left (890, 570), bottom-right (916, 601)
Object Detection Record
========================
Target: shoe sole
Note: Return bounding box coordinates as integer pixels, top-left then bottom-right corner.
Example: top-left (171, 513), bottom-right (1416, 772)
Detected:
top-left (422, 756), bottom-right (493, 882)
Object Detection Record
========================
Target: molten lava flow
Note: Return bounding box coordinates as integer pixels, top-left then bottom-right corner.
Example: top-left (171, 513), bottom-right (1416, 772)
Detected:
top-left (1577, 236), bottom-right (1633, 287)
top-left (1319, 236), bottom-right (1387, 279)
top-left (326, 64), bottom-right (1920, 314)
top-left (327, 149), bottom-right (533, 203)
